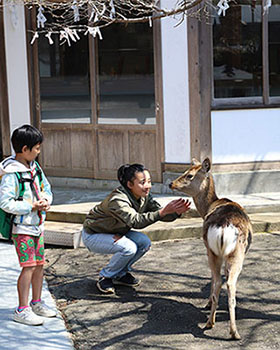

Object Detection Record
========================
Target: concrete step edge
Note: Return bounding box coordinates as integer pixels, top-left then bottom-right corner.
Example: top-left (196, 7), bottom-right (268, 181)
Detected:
top-left (46, 204), bottom-right (280, 224)
top-left (44, 213), bottom-right (280, 248)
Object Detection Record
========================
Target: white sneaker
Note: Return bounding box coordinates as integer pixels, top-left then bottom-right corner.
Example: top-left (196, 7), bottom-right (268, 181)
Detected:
top-left (13, 307), bottom-right (44, 326)
top-left (30, 300), bottom-right (57, 318)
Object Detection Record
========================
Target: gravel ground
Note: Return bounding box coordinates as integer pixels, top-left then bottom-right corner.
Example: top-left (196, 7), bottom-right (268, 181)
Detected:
top-left (45, 233), bottom-right (280, 350)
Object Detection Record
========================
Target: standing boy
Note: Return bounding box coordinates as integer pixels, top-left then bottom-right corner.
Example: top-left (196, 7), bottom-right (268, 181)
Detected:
top-left (0, 124), bottom-right (56, 326)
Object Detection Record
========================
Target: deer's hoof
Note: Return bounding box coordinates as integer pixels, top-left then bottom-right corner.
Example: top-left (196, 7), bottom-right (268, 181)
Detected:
top-left (205, 321), bottom-right (214, 329)
top-left (230, 331), bottom-right (241, 340)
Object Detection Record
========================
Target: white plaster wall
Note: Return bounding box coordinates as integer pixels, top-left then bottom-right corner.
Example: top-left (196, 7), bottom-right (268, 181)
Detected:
top-left (3, 2), bottom-right (31, 135)
top-left (212, 109), bottom-right (280, 163)
top-left (160, 1), bottom-right (190, 163)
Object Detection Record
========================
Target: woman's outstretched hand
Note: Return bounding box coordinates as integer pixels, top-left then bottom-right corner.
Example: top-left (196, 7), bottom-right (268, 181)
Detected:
top-left (159, 198), bottom-right (191, 217)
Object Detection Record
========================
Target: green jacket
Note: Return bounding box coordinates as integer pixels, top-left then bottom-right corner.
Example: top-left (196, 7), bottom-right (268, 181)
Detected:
top-left (83, 186), bottom-right (179, 235)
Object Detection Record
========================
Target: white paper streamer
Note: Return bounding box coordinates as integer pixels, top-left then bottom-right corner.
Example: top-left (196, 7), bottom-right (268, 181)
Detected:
top-left (71, 0), bottom-right (80, 22)
top-left (31, 32), bottom-right (39, 45)
top-left (60, 30), bottom-right (71, 46)
top-left (65, 27), bottom-right (80, 42)
top-left (109, 0), bottom-right (115, 19)
top-left (263, 0), bottom-right (272, 14)
top-left (217, 0), bottom-right (229, 16)
top-left (85, 27), bottom-right (103, 40)
top-left (45, 32), bottom-right (54, 45)
top-left (59, 28), bottom-right (80, 46)
top-left (37, 6), bottom-right (47, 28)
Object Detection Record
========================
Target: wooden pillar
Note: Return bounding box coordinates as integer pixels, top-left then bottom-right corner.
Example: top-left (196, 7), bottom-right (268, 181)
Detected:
top-left (25, 7), bottom-right (40, 128)
top-left (187, 6), bottom-right (212, 162)
top-left (0, 11), bottom-right (11, 158)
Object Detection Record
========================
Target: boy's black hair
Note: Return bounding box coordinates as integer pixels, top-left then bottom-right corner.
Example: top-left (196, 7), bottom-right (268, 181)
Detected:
top-left (117, 163), bottom-right (147, 188)
top-left (11, 124), bottom-right (43, 153)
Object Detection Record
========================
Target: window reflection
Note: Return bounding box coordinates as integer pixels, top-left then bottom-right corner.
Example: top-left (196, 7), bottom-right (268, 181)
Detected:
top-left (213, 1), bottom-right (262, 98)
top-left (269, 1), bottom-right (280, 96)
top-left (38, 35), bottom-right (91, 123)
top-left (97, 23), bottom-right (155, 125)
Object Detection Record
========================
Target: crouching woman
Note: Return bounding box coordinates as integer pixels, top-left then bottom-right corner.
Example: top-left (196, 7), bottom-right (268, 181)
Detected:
top-left (82, 163), bottom-right (191, 294)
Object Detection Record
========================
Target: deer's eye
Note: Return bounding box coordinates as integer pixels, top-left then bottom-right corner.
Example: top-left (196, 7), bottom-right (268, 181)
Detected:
top-left (186, 174), bottom-right (194, 180)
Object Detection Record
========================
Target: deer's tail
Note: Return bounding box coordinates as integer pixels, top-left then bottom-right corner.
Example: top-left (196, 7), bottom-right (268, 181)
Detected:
top-left (207, 224), bottom-right (239, 257)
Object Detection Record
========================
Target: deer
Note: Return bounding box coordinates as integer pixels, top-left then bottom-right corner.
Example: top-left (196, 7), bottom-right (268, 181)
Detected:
top-left (169, 157), bottom-right (252, 340)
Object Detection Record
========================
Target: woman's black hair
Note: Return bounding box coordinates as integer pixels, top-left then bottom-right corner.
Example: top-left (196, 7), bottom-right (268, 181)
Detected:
top-left (11, 124), bottom-right (43, 153)
top-left (117, 163), bottom-right (146, 188)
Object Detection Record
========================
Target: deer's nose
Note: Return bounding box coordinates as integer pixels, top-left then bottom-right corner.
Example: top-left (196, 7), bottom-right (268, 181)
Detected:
top-left (169, 182), bottom-right (173, 189)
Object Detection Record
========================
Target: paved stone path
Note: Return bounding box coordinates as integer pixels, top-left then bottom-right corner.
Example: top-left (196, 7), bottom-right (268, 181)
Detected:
top-left (0, 241), bottom-right (74, 350)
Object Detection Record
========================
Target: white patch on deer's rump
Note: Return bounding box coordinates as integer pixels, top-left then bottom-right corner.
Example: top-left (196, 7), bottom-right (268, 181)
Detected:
top-left (207, 224), bottom-right (239, 257)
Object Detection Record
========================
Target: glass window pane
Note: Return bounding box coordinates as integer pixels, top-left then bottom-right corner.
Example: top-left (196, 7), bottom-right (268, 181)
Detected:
top-left (97, 23), bottom-right (155, 125)
top-left (213, 1), bottom-right (262, 98)
top-left (38, 36), bottom-right (91, 123)
top-left (269, 1), bottom-right (280, 96)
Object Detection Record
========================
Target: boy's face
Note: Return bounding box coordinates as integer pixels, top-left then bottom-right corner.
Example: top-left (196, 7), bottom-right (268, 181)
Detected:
top-left (22, 143), bottom-right (41, 163)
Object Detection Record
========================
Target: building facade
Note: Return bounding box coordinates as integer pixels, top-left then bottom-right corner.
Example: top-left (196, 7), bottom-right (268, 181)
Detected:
top-left (0, 1), bottom-right (279, 193)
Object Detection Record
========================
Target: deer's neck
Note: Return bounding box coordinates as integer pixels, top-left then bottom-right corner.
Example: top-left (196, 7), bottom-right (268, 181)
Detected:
top-left (193, 174), bottom-right (218, 219)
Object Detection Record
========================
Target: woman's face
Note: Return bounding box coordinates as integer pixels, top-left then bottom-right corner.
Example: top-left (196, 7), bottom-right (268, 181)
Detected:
top-left (127, 170), bottom-right (152, 199)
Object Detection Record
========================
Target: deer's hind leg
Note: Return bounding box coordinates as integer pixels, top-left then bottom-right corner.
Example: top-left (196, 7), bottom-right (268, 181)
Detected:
top-left (205, 249), bottom-right (223, 329)
top-left (225, 247), bottom-right (245, 340)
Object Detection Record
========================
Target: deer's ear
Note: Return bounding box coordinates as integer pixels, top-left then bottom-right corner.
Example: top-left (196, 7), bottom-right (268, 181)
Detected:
top-left (202, 158), bottom-right (211, 172)
top-left (191, 158), bottom-right (200, 166)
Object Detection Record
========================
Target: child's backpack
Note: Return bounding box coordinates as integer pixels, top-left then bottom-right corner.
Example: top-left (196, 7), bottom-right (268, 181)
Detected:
top-left (0, 162), bottom-right (43, 240)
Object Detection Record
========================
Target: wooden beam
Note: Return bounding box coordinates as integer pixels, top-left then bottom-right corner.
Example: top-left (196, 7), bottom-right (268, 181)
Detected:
top-left (262, 2), bottom-right (269, 105)
top-left (0, 11), bottom-right (11, 158)
top-left (164, 160), bottom-right (280, 173)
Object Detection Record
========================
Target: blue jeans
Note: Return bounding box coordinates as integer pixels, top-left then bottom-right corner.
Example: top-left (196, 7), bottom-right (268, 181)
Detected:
top-left (82, 229), bottom-right (151, 279)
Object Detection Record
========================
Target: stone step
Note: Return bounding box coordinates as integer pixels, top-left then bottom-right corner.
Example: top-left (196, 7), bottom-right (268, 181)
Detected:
top-left (46, 203), bottom-right (89, 224)
top-left (44, 221), bottom-right (83, 248)
top-left (46, 199), bottom-right (280, 224)
top-left (0, 222), bottom-right (82, 247)
top-left (44, 212), bottom-right (280, 248)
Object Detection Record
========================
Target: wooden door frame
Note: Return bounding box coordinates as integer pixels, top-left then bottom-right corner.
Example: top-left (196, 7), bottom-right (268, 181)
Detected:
top-left (0, 10), bottom-right (11, 159)
top-left (25, 6), bottom-right (42, 128)
top-left (25, 15), bottom-right (164, 182)
top-left (153, 17), bottom-right (165, 177)
top-left (91, 19), bottom-right (164, 181)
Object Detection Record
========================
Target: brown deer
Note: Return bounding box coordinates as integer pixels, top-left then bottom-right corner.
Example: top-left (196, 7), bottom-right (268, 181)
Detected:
top-left (169, 158), bottom-right (252, 340)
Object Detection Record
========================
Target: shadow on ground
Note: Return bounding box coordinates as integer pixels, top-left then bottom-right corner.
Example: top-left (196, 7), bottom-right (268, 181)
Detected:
top-left (45, 234), bottom-right (280, 350)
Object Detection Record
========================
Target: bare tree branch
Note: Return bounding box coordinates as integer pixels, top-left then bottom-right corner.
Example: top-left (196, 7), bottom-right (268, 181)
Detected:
top-left (0, 0), bottom-right (218, 43)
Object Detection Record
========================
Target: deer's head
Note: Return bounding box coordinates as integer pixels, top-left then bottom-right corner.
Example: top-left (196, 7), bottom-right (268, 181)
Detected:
top-left (169, 158), bottom-right (211, 197)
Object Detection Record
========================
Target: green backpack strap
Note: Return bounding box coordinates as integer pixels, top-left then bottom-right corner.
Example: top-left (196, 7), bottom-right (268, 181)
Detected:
top-left (14, 163), bottom-right (43, 200)
top-left (34, 161), bottom-right (43, 188)
top-left (14, 172), bottom-right (26, 201)
top-left (3, 172), bottom-right (26, 238)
